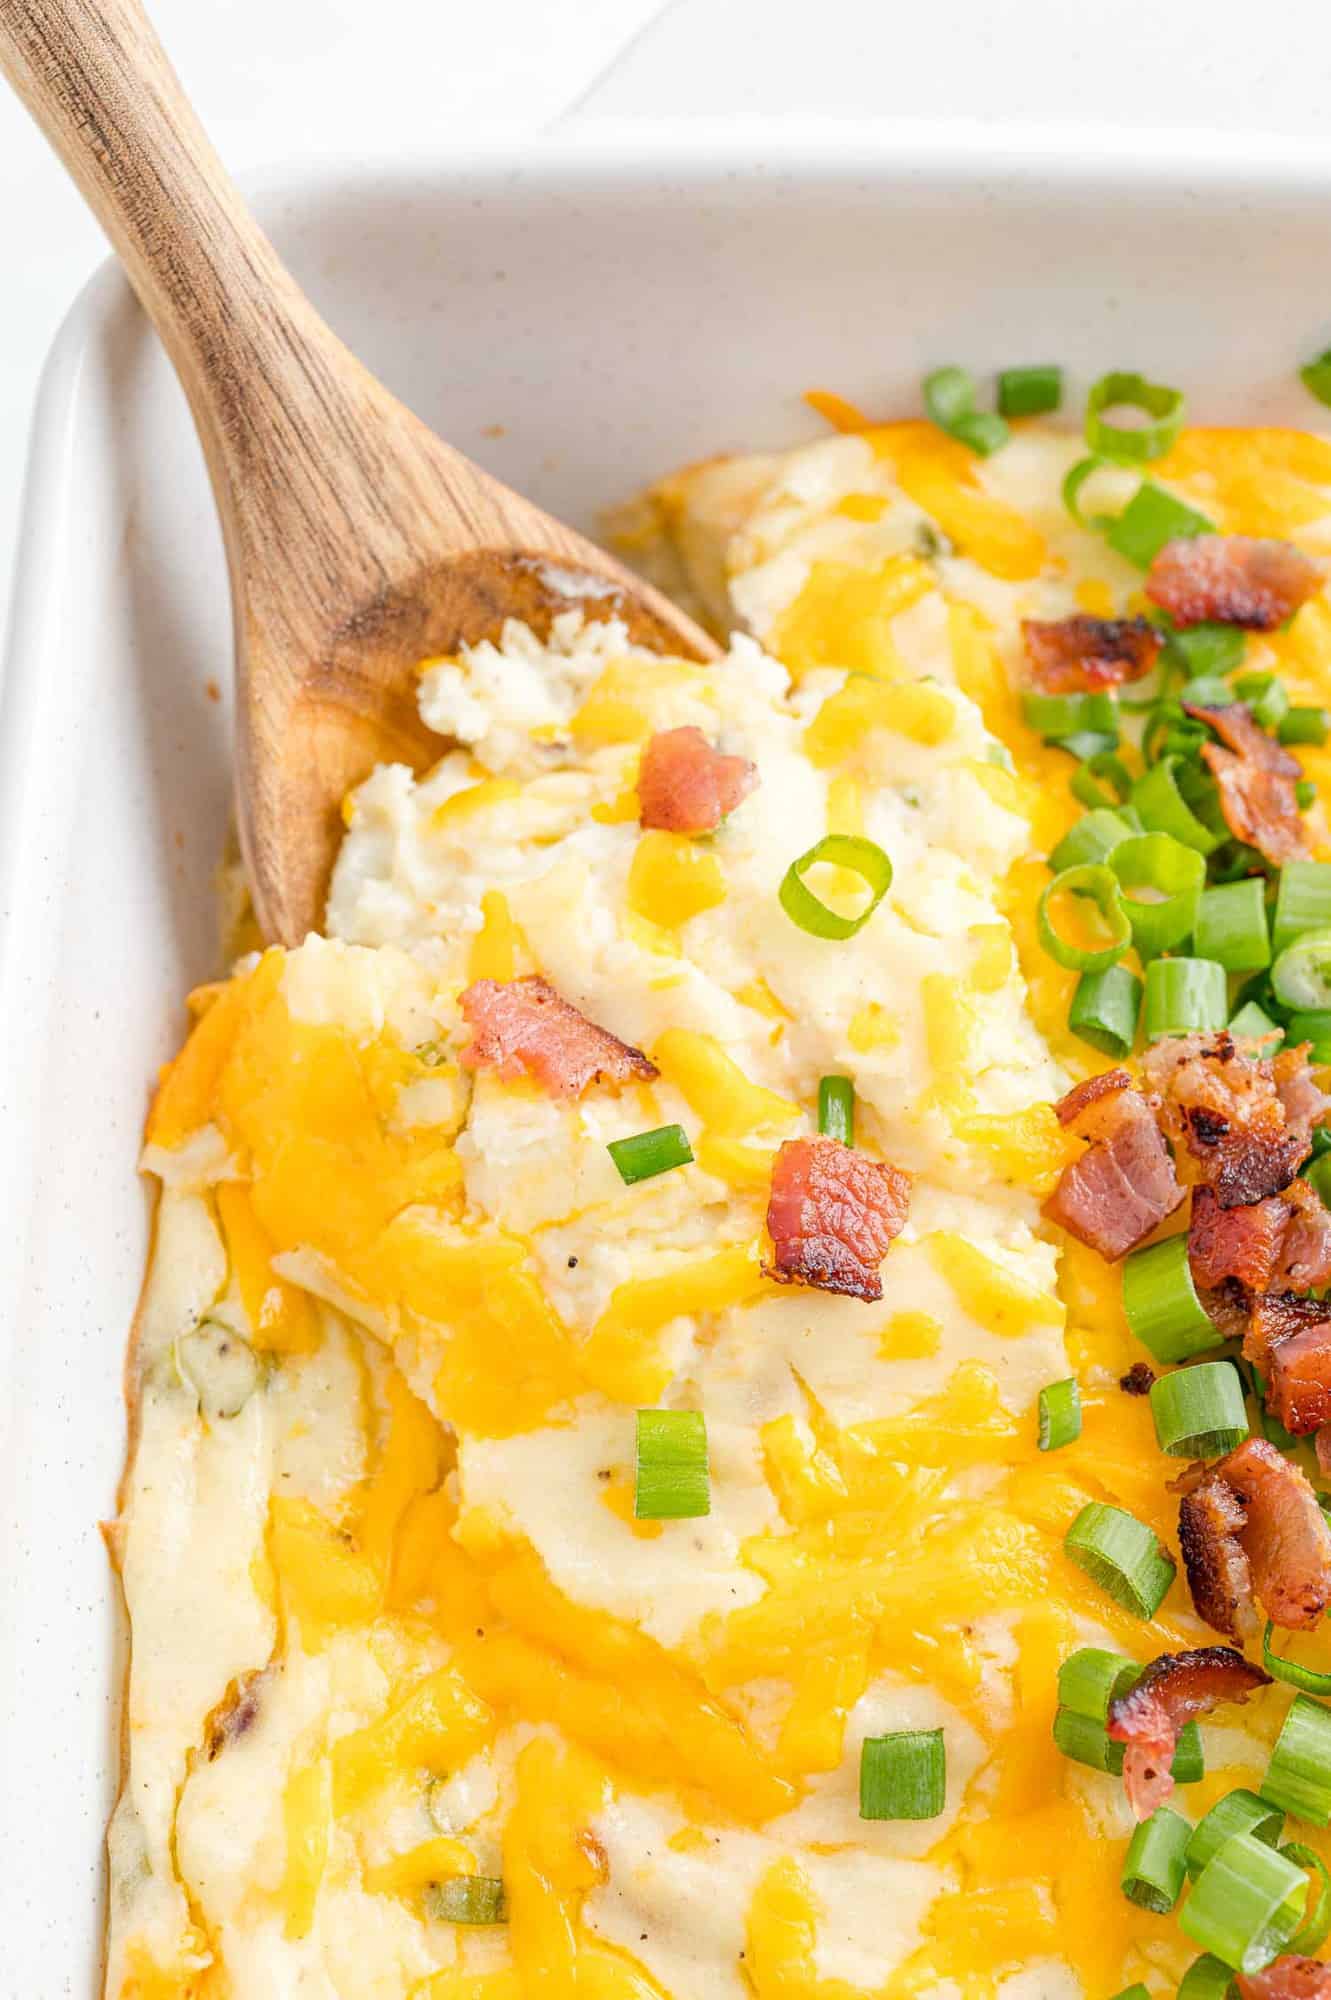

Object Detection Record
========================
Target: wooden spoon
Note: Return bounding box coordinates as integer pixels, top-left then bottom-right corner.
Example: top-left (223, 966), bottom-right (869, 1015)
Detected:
top-left (0, 0), bottom-right (718, 945)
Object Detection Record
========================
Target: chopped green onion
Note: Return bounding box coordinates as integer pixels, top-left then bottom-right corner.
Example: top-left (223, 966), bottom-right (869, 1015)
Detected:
top-left (1262, 1623), bottom-right (1331, 1696)
top-left (1062, 453), bottom-right (1123, 530)
top-left (1023, 690), bottom-right (1120, 739)
top-left (1180, 1830), bottom-right (1308, 1972)
top-left (1230, 999), bottom-right (1283, 1043)
top-left (1086, 371), bottom-right (1186, 466)
top-left (1038, 863), bottom-right (1132, 973)
top-left (922, 366), bottom-right (1009, 457)
top-left (1177, 1956), bottom-right (1236, 2000)
top-left (608, 1124), bottom-right (694, 1186)
top-left (1132, 760), bottom-right (1221, 858)
top-left (426, 1876), bottom-right (508, 1924)
top-left (859, 1729), bottom-right (946, 1820)
top-left (1069, 964), bottom-right (1142, 1058)
top-left (1111, 1986), bottom-right (1153, 2000)
top-left (1064, 1501), bottom-right (1175, 1617)
top-left (1143, 701), bottom-right (1211, 769)
top-left (1050, 809), bottom-right (1136, 872)
top-left (1301, 349), bottom-right (1331, 409)
top-left (1287, 1011), bottom-right (1331, 1060)
top-left (1187, 1791), bottom-right (1285, 1880)
top-left (1273, 862), bottom-right (1331, 956)
top-left (1123, 1232), bottom-right (1223, 1364)
top-left (1107, 483), bottom-right (1215, 570)
top-left (1161, 621), bottom-right (1248, 679)
top-left (1281, 707), bottom-right (1331, 748)
top-left (1055, 730), bottom-right (1122, 761)
top-left (1261, 1694), bottom-right (1331, 1828)
top-left (997, 364), bottom-right (1063, 418)
top-left (1149, 1361), bottom-right (1248, 1458)
top-left (1179, 674), bottom-right (1238, 710)
top-left (1195, 878), bottom-right (1272, 972)
top-left (635, 1409), bottom-right (710, 1520)
top-left (1121, 1805), bottom-right (1192, 1912)
top-left (1297, 780), bottom-right (1318, 811)
top-left (1305, 1153), bottom-right (1331, 1208)
top-left (1283, 1842), bottom-right (1331, 1955)
top-left (1273, 927), bottom-right (1331, 1011)
top-left (1071, 750), bottom-right (1135, 810)
top-left (1143, 958), bottom-right (1228, 1039)
top-left (1111, 834), bottom-right (1206, 959)
top-left (1058, 1646), bottom-right (1138, 1720)
top-left (778, 834), bottom-right (893, 941)
top-left (1038, 1377), bottom-right (1082, 1451)
top-left (818, 1075), bottom-right (854, 1145)
top-left (1235, 673), bottom-right (1292, 733)
top-left (1051, 1705), bottom-right (1201, 1781)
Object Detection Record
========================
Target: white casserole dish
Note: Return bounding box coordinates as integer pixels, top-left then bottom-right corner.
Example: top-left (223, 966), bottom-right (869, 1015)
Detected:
top-left (7, 125), bottom-right (1331, 1993)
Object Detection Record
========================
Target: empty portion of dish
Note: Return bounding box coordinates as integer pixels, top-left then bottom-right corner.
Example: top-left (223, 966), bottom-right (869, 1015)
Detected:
top-left (106, 415), bottom-right (1331, 1999)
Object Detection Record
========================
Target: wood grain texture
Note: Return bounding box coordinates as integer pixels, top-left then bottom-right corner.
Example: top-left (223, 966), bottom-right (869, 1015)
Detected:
top-left (0, 0), bottom-right (719, 943)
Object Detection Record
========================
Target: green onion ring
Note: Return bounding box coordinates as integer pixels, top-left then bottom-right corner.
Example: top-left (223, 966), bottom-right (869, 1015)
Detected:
top-left (1071, 751), bottom-right (1134, 811)
top-left (1085, 370), bottom-right (1186, 465)
top-left (778, 834), bottom-right (893, 941)
top-left (1284, 1843), bottom-right (1331, 1956)
top-left (1262, 1622), bottom-right (1331, 1695)
top-left (1037, 863), bottom-right (1132, 973)
top-left (1062, 453), bottom-right (1117, 529)
top-left (1109, 832), bottom-right (1206, 959)
top-left (1272, 926), bottom-right (1331, 1011)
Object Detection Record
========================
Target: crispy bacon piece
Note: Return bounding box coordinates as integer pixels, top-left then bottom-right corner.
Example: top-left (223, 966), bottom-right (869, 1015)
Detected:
top-left (1147, 535), bottom-right (1325, 631)
top-left (1244, 1290), bottom-right (1331, 1377)
top-left (458, 975), bottom-right (657, 1099)
top-left (764, 1136), bottom-right (910, 1302)
top-left (1239, 1961), bottom-right (1331, 2000)
top-left (1106, 1646), bottom-right (1270, 1819)
top-left (637, 726), bottom-right (758, 835)
top-left (1183, 700), bottom-right (1310, 865)
top-left (1189, 1179), bottom-right (1331, 1297)
top-left (1179, 1438), bottom-right (1331, 1637)
top-left (1143, 1033), bottom-right (1326, 1206)
top-left (1042, 1070), bottom-right (1184, 1259)
top-left (1021, 615), bottom-right (1162, 694)
top-left (1268, 1314), bottom-right (1331, 1436)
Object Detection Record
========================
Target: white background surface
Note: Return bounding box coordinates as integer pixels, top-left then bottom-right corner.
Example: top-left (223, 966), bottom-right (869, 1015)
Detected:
top-left (4, 0), bottom-right (1331, 647)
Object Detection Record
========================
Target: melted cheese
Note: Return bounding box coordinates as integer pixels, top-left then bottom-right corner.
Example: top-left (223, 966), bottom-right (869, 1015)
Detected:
top-left (107, 420), bottom-right (1331, 2000)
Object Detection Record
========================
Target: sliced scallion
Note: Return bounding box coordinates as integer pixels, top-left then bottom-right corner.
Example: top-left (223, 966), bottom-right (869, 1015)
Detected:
top-left (1132, 758), bottom-right (1221, 858)
top-left (1111, 833), bottom-right (1206, 959)
top-left (1272, 927), bottom-right (1331, 1011)
top-left (1064, 1501), bottom-right (1175, 1618)
top-left (608, 1124), bottom-right (694, 1186)
top-left (1038, 863), bottom-right (1132, 973)
top-left (1111, 1986), bottom-right (1153, 2000)
top-left (1301, 349), bottom-right (1331, 409)
top-left (1049, 809), bottom-right (1136, 872)
top-left (1086, 371), bottom-right (1186, 466)
top-left (1143, 957), bottom-right (1228, 1039)
top-left (1305, 1153), bottom-right (1331, 1208)
top-left (1022, 690), bottom-right (1120, 740)
top-left (1038, 1377), bottom-right (1082, 1451)
top-left (1298, 780), bottom-right (1318, 811)
top-left (1230, 999), bottom-right (1282, 1043)
top-left (1149, 1361), bottom-right (1248, 1458)
top-left (1123, 1232), bottom-right (1222, 1365)
top-left (1262, 1623), bottom-right (1331, 1697)
top-left (1058, 1646), bottom-right (1138, 1720)
top-left (1121, 1805), bottom-right (1192, 1912)
top-left (1162, 621), bottom-right (1248, 679)
top-left (997, 363), bottom-right (1063, 418)
top-left (426, 1876), bottom-right (508, 1925)
top-left (1071, 750), bottom-right (1135, 810)
top-left (778, 834), bottom-right (893, 941)
top-left (1107, 483), bottom-right (1214, 570)
top-left (1273, 862), bottom-right (1331, 956)
top-left (1052, 1705), bottom-right (1202, 1782)
top-left (1069, 963), bottom-right (1142, 1058)
top-left (818, 1075), bottom-right (854, 1145)
top-left (1194, 879), bottom-right (1272, 972)
top-left (1187, 1791), bottom-right (1285, 1881)
top-left (634, 1409), bottom-right (710, 1520)
top-left (1283, 1842), bottom-right (1331, 1955)
top-left (1287, 1010), bottom-right (1331, 1060)
top-left (1280, 707), bottom-right (1331, 748)
top-left (1235, 673), bottom-right (1292, 733)
top-left (1179, 1830), bottom-right (1308, 1972)
top-left (1261, 1694), bottom-right (1331, 1828)
top-left (922, 366), bottom-right (1009, 457)
top-left (859, 1729), bottom-right (946, 1820)
top-left (1177, 1956), bottom-right (1236, 2000)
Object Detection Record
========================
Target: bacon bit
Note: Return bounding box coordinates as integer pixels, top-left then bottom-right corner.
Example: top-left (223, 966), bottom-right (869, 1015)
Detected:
top-left (1143, 1032), bottom-right (1325, 1207)
top-left (1183, 700), bottom-right (1311, 865)
top-left (1277, 1177), bottom-right (1331, 1289)
top-left (1245, 1290), bottom-right (1331, 1377)
top-left (1268, 1314), bottom-right (1331, 1435)
top-left (764, 1136), bottom-right (910, 1302)
top-left (1022, 615), bottom-right (1162, 694)
top-left (1120, 1361), bottom-right (1156, 1397)
top-left (1107, 1646), bottom-right (1270, 1819)
top-left (1239, 1960), bottom-right (1331, 2000)
top-left (1042, 1072), bottom-right (1184, 1260)
top-left (458, 976), bottom-right (658, 1099)
top-left (1180, 1438), bottom-right (1331, 1637)
top-left (637, 726), bottom-right (758, 835)
top-left (1189, 1178), bottom-right (1331, 1298)
top-left (1147, 535), bottom-right (1325, 631)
